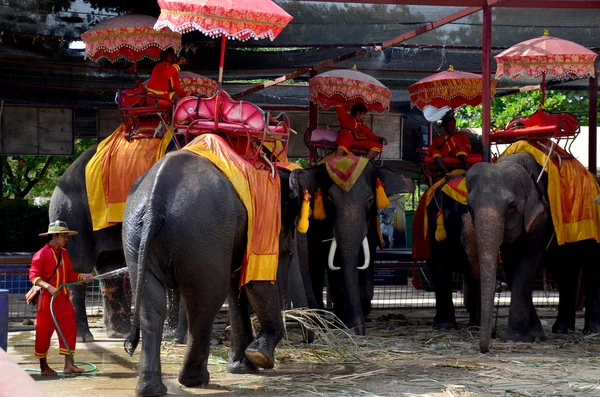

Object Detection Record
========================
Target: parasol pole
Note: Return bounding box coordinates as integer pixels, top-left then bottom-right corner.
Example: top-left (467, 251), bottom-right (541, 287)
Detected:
top-left (218, 35), bottom-right (227, 90)
top-left (541, 71), bottom-right (546, 106)
top-left (215, 34), bottom-right (227, 130)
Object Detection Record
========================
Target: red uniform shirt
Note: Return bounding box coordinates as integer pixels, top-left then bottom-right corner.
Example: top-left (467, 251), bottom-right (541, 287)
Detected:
top-left (427, 132), bottom-right (472, 159)
top-left (146, 62), bottom-right (186, 99)
top-left (29, 244), bottom-right (82, 296)
top-left (336, 106), bottom-right (379, 141)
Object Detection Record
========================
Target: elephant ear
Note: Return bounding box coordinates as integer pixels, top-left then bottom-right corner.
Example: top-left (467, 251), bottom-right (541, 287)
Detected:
top-left (289, 165), bottom-right (330, 202)
top-left (524, 174), bottom-right (549, 233)
top-left (375, 166), bottom-right (415, 196)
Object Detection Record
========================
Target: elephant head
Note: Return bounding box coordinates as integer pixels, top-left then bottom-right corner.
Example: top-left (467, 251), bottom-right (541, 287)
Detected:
top-left (466, 154), bottom-right (549, 353)
top-left (290, 160), bottom-right (414, 335)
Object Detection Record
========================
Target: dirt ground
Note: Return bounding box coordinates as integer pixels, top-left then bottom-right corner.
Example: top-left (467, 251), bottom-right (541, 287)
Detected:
top-left (6, 307), bottom-right (600, 397)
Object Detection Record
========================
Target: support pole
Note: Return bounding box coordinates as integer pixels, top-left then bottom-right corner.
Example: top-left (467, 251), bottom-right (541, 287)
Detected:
top-left (589, 76), bottom-right (598, 175)
top-left (232, 6), bottom-right (483, 100)
top-left (481, 6), bottom-right (493, 163)
top-left (308, 69), bottom-right (318, 130)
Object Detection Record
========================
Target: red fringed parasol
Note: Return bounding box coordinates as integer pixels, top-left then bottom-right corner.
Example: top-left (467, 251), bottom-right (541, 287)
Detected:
top-left (82, 14), bottom-right (181, 63)
top-left (309, 69), bottom-right (392, 113)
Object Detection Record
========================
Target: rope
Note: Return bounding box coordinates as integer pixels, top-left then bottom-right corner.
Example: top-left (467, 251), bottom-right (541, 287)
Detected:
top-left (24, 280), bottom-right (97, 374)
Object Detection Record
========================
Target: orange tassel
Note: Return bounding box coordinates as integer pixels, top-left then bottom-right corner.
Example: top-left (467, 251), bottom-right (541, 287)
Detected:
top-left (435, 210), bottom-right (447, 242)
top-left (375, 178), bottom-right (390, 209)
top-left (297, 189), bottom-right (311, 233)
top-left (313, 188), bottom-right (326, 220)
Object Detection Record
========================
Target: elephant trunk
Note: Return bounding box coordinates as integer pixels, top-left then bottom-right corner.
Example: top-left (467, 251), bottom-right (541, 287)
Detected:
top-left (336, 237), bottom-right (367, 335)
top-left (474, 208), bottom-right (504, 353)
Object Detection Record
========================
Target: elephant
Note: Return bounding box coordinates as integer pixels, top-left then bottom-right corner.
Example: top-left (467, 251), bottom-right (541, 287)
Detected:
top-left (122, 148), bottom-right (307, 396)
top-left (466, 152), bottom-right (600, 353)
top-left (49, 144), bottom-right (133, 341)
top-left (419, 182), bottom-right (480, 330)
top-left (290, 160), bottom-right (414, 335)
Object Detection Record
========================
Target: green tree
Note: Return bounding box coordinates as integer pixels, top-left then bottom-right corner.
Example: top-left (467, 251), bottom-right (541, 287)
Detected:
top-left (1, 139), bottom-right (96, 200)
top-left (455, 90), bottom-right (594, 129)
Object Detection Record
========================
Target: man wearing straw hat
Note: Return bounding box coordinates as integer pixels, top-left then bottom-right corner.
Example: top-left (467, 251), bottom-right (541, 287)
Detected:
top-left (29, 221), bottom-right (93, 376)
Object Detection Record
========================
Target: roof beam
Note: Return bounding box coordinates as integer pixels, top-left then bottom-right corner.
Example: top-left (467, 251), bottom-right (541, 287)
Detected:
top-left (296, 0), bottom-right (600, 8)
top-left (232, 6), bottom-right (483, 99)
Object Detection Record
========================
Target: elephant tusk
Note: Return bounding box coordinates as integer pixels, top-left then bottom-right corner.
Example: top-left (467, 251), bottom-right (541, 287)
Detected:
top-left (328, 238), bottom-right (341, 271)
top-left (357, 237), bottom-right (370, 270)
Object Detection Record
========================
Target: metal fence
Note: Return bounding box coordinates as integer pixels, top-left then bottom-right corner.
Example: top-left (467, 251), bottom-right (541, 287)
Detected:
top-left (1, 253), bottom-right (560, 322)
top-left (0, 255), bottom-right (103, 321)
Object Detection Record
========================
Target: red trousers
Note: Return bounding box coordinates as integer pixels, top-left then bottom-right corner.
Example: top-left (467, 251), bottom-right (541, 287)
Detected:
top-left (34, 293), bottom-right (77, 358)
top-left (337, 130), bottom-right (382, 154)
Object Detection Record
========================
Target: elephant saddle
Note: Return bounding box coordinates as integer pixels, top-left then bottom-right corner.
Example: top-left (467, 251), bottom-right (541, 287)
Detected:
top-left (412, 170), bottom-right (468, 260)
top-left (502, 139), bottom-right (600, 245)
top-left (86, 121), bottom-right (173, 231)
top-left (183, 134), bottom-right (281, 286)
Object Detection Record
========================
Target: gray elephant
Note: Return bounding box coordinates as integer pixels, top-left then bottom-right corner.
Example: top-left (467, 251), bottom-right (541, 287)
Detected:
top-left (290, 160), bottom-right (414, 335)
top-left (49, 144), bottom-right (132, 341)
top-left (122, 147), bottom-right (306, 396)
top-left (414, 182), bottom-right (480, 329)
top-left (466, 151), bottom-right (600, 353)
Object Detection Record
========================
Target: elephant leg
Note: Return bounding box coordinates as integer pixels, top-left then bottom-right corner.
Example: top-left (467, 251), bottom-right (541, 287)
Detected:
top-left (243, 281), bottom-right (284, 370)
top-left (429, 244), bottom-right (457, 330)
top-left (177, 292), bottom-right (222, 388)
top-left (227, 280), bottom-right (258, 374)
top-left (583, 262), bottom-right (600, 334)
top-left (308, 243), bottom-right (326, 310)
top-left (165, 289), bottom-right (180, 334)
top-left (69, 284), bottom-right (94, 342)
top-left (505, 247), bottom-right (545, 343)
top-left (100, 277), bottom-right (131, 338)
top-left (135, 273), bottom-right (167, 397)
top-left (552, 266), bottom-right (580, 334)
top-left (175, 298), bottom-right (188, 344)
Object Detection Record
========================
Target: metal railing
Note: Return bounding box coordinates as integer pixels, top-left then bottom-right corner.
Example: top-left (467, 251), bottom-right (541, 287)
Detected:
top-left (1, 253), bottom-right (560, 323)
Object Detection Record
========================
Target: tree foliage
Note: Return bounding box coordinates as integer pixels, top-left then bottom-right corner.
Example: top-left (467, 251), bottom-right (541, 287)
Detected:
top-left (1, 139), bottom-right (96, 200)
top-left (455, 90), bottom-right (593, 129)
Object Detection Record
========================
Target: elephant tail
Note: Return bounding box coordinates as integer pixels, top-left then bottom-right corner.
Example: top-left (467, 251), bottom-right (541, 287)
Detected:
top-left (124, 165), bottom-right (167, 357)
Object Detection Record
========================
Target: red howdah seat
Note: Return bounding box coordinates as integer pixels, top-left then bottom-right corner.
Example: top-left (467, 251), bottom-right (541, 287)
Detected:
top-left (490, 109), bottom-right (579, 145)
top-left (117, 82), bottom-right (173, 139)
top-left (173, 90), bottom-right (291, 166)
top-left (304, 126), bottom-right (383, 164)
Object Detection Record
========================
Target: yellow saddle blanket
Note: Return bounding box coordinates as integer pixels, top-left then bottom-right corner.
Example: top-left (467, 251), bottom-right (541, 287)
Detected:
top-left (85, 121), bottom-right (172, 231)
top-left (184, 134), bottom-right (281, 287)
top-left (502, 140), bottom-right (600, 245)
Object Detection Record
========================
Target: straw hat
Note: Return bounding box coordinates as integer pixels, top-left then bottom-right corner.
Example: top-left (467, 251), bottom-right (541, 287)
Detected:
top-left (39, 220), bottom-right (78, 236)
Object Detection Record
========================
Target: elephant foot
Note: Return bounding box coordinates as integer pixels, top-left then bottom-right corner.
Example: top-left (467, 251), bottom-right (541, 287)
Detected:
top-left (106, 329), bottom-right (127, 339)
top-left (552, 320), bottom-right (574, 334)
top-left (433, 321), bottom-right (459, 331)
top-left (178, 369), bottom-right (209, 388)
top-left (76, 329), bottom-right (95, 343)
top-left (105, 318), bottom-right (132, 339)
top-left (352, 324), bottom-right (366, 336)
top-left (301, 327), bottom-right (315, 344)
top-left (244, 347), bottom-right (274, 369)
top-left (135, 376), bottom-right (167, 397)
top-left (227, 357), bottom-right (258, 374)
top-left (583, 322), bottom-right (600, 334)
top-left (504, 329), bottom-right (546, 343)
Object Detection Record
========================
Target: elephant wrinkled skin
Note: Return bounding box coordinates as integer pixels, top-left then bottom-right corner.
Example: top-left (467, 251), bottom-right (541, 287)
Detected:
top-left (290, 161), bottom-right (414, 335)
top-left (466, 153), bottom-right (600, 353)
top-left (122, 150), bottom-right (304, 396)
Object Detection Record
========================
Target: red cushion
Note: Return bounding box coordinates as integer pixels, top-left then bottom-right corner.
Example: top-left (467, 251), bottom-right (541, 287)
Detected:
top-left (424, 154), bottom-right (482, 165)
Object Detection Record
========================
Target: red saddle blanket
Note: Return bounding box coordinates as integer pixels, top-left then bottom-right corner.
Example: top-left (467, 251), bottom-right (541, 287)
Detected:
top-left (412, 171), bottom-right (468, 260)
